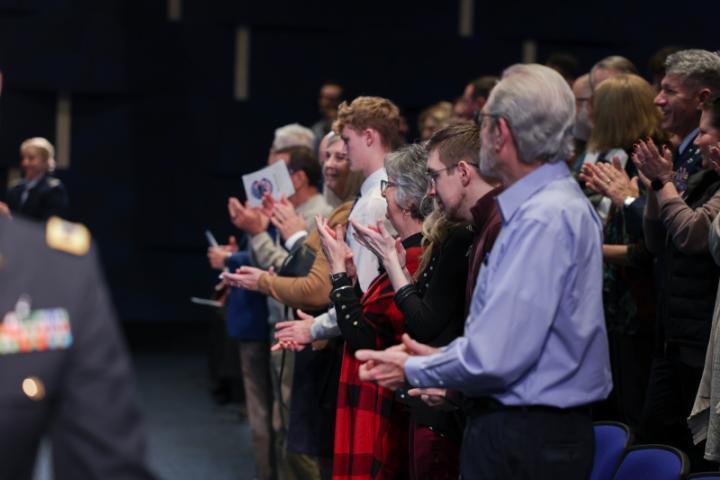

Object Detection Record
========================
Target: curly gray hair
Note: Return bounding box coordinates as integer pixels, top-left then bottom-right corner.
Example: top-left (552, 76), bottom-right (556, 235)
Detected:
top-left (665, 49), bottom-right (720, 93)
top-left (384, 144), bottom-right (433, 219)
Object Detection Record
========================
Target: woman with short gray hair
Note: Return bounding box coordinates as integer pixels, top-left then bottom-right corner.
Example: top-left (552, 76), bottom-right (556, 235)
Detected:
top-left (315, 142), bottom-right (440, 478)
top-left (351, 142), bottom-right (474, 478)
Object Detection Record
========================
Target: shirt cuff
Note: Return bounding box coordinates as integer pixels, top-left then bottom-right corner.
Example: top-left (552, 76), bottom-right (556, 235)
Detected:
top-left (310, 308), bottom-right (340, 340)
top-left (405, 356), bottom-right (427, 387)
top-left (284, 231), bottom-right (307, 250)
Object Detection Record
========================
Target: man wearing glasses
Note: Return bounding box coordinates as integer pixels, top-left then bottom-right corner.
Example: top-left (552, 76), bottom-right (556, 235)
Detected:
top-left (357, 64), bottom-right (612, 479)
top-left (424, 122), bottom-right (502, 314)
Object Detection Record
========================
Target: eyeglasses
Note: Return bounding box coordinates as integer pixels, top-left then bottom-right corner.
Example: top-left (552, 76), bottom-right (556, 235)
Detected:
top-left (425, 162), bottom-right (479, 187)
top-left (380, 179), bottom-right (397, 196)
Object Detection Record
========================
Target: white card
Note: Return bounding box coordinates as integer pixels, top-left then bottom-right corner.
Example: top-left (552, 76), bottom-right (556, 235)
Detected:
top-left (241, 161), bottom-right (296, 207)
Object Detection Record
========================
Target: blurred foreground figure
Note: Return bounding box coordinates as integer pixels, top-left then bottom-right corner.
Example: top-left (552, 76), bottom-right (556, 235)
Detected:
top-left (0, 216), bottom-right (156, 480)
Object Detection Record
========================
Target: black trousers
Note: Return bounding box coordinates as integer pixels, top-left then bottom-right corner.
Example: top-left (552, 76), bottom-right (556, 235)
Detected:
top-left (640, 356), bottom-right (714, 471)
top-left (460, 407), bottom-right (594, 480)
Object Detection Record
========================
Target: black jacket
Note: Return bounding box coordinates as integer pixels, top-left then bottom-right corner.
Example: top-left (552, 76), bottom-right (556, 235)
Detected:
top-left (7, 174), bottom-right (69, 221)
top-left (657, 169), bottom-right (720, 367)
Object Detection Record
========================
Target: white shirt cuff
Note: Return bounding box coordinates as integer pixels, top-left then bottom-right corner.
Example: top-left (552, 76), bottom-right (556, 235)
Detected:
top-left (284, 231), bottom-right (308, 250)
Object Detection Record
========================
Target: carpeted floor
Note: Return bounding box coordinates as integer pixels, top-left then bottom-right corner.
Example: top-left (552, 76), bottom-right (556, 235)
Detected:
top-left (135, 352), bottom-right (256, 479)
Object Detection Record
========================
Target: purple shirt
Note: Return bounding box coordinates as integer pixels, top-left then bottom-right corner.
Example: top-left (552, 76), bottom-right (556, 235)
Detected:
top-left (405, 161), bottom-right (612, 408)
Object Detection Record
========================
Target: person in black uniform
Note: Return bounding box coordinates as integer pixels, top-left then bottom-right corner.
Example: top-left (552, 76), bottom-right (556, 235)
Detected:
top-left (1, 137), bottom-right (69, 221)
top-left (0, 215), bottom-right (156, 479)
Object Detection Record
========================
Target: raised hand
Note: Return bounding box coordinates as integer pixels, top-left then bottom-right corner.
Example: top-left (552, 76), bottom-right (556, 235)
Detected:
top-left (351, 219), bottom-right (398, 266)
top-left (271, 200), bottom-right (307, 242)
top-left (633, 138), bottom-right (673, 182)
top-left (228, 197), bottom-right (270, 235)
top-left (316, 215), bottom-right (349, 273)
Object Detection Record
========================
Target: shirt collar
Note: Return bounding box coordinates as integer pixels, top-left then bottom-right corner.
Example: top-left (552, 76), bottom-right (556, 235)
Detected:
top-left (24, 174), bottom-right (45, 190)
top-left (496, 162), bottom-right (570, 223)
top-left (471, 186), bottom-right (502, 232)
top-left (678, 128), bottom-right (700, 155)
top-left (360, 167), bottom-right (387, 196)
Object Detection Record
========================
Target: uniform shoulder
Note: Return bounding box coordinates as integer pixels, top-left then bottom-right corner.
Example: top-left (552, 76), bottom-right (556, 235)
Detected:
top-left (45, 217), bottom-right (91, 256)
top-left (46, 177), bottom-right (64, 188)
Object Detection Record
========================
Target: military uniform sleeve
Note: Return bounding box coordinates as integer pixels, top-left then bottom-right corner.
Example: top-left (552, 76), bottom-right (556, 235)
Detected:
top-left (50, 246), bottom-right (156, 480)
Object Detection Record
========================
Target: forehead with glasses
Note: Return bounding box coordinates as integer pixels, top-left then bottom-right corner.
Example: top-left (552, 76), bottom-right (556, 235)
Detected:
top-left (380, 179), bottom-right (397, 196)
top-left (425, 160), bottom-right (479, 187)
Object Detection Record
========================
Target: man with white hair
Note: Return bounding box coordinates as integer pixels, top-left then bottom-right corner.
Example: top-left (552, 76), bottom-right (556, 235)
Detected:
top-left (269, 123), bottom-right (315, 162)
top-left (356, 64), bottom-right (612, 479)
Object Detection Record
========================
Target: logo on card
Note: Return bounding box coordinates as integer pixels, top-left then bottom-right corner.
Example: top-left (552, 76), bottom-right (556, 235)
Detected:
top-left (251, 178), bottom-right (273, 200)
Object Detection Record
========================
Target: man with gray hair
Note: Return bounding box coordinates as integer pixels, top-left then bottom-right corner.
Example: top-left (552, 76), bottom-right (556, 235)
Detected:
top-left (654, 49), bottom-right (720, 192)
top-left (356, 64), bottom-right (612, 479)
top-left (269, 123), bottom-right (316, 162)
top-left (589, 55), bottom-right (638, 91)
top-left (637, 49), bottom-right (720, 471)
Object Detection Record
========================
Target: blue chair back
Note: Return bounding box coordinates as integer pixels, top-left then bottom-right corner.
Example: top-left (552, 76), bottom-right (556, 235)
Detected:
top-left (613, 444), bottom-right (689, 480)
top-left (591, 421), bottom-right (632, 480)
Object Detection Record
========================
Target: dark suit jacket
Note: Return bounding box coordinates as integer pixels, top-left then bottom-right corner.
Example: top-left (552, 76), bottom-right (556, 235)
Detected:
top-left (0, 217), bottom-right (156, 479)
top-left (7, 174), bottom-right (69, 221)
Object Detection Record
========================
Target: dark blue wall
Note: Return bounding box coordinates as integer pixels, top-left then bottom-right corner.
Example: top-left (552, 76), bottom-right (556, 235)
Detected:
top-left (0, 0), bottom-right (717, 321)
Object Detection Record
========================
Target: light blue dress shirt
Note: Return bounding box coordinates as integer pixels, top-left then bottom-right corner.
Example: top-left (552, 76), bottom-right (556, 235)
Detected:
top-left (405, 161), bottom-right (612, 408)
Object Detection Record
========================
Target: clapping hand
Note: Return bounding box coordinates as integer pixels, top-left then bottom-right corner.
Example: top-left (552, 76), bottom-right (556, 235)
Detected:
top-left (271, 198), bottom-right (307, 242)
top-left (351, 219), bottom-right (401, 267)
top-left (272, 309), bottom-right (314, 352)
top-left (228, 197), bottom-right (270, 235)
top-left (579, 157), bottom-right (640, 208)
top-left (356, 334), bottom-right (440, 391)
top-left (207, 236), bottom-right (238, 270)
top-left (632, 138), bottom-right (673, 184)
top-left (221, 265), bottom-right (274, 291)
top-left (316, 215), bottom-right (351, 274)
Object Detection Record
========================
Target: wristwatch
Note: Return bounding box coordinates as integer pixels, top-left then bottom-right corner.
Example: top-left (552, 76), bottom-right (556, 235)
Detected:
top-left (623, 196), bottom-right (637, 208)
top-left (651, 178), bottom-right (669, 191)
top-left (329, 272), bottom-right (348, 284)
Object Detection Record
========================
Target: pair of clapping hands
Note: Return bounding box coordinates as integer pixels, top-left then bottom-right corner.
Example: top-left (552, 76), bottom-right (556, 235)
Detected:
top-left (221, 193), bottom-right (306, 290)
top-left (356, 333), bottom-right (455, 410)
top-left (227, 193), bottom-right (306, 241)
top-left (580, 138), bottom-right (720, 205)
top-left (315, 215), bottom-right (407, 274)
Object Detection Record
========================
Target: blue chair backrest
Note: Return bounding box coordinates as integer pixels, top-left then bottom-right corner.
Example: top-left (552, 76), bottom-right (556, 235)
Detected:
top-left (591, 421), bottom-right (631, 480)
top-left (613, 444), bottom-right (689, 480)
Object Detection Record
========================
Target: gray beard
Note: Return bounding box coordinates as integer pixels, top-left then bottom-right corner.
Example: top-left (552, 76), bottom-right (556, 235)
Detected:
top-left (479, 147), bottom-right (498, 178)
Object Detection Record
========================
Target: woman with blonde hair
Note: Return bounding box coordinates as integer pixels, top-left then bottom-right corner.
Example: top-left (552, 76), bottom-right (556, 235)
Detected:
top-left (2, 137), bottom-right (68, 221)
top-left (580, 74), bottom-right (667, 429)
